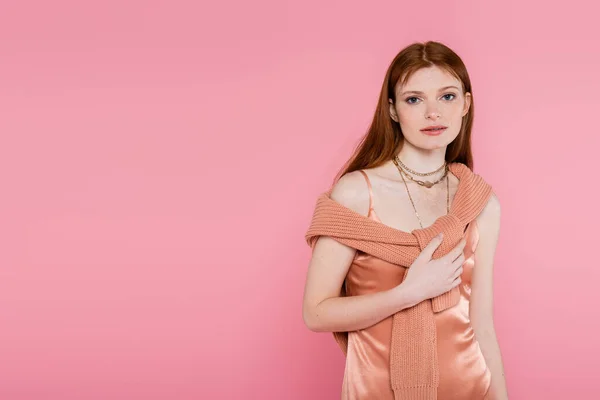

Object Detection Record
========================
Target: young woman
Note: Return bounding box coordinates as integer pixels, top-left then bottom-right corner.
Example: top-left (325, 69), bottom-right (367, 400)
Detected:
top-left (302, 41), bottom-right (509, 400)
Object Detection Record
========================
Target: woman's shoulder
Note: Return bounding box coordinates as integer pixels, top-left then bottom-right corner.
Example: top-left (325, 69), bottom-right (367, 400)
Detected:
top-left (330, 170), bottom-right (371, 217)
top-left (479, 191), bottom-right (501, 219)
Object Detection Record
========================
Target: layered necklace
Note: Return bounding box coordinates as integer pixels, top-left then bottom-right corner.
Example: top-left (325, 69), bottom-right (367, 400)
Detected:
top-left (391, 155), bottom-right (450, 229)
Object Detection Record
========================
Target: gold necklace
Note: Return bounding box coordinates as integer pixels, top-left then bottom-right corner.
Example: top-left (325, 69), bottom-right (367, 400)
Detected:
top-left (392, 156), bottom-right (448, 188)
top-left (395, 157), bottom-right (446, 176)
top-left (392, 158), bottom-right (450, 229)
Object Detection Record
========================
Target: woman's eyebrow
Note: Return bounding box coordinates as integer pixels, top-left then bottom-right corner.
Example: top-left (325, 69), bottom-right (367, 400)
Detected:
top-left (400, 85), bottom-right (460, 96)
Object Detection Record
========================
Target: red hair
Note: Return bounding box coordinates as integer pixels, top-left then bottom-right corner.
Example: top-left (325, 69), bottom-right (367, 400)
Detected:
top-left (333, 41), bottom-right (476, 184)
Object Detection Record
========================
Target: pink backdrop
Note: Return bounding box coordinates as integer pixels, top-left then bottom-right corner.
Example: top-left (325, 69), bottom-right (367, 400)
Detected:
top-left (1, 1), bottom-right (598, 399)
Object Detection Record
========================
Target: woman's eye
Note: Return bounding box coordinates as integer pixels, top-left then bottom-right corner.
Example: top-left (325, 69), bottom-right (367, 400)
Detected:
top-left (405, 93), bottom-right (456, 105)
top-left (443, 93), bottom-right (456, 101)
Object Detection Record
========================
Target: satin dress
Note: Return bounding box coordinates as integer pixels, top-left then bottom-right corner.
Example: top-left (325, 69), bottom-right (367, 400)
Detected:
top-left (340, 171), bottom-right (492, 400)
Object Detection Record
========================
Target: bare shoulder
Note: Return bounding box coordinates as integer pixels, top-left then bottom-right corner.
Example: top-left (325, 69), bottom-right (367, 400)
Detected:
top-left (330, 170), bottom-right (371, 217)
top-left (477, 191), bottom-right (501, 227)
top-left (475, 191), bottom-right (501, 243)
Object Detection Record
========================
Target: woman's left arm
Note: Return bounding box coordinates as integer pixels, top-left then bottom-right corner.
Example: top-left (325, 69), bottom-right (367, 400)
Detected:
top-left (470, 192), bottom-right (509, 400)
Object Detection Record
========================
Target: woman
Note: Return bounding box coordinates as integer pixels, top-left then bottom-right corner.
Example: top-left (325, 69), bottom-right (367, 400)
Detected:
top-left (302, 41), bottom-right (509, 400)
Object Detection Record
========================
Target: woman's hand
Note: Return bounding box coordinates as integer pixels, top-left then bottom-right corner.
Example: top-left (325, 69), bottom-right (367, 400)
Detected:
top-left (400, 233), bottom-right (467, 305)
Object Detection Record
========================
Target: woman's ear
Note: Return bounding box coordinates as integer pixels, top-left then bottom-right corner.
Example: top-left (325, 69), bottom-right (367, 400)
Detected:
top-left (388, 99), bottom-right (398, 122)
top-left (462, 92), bottom-right (472, 117)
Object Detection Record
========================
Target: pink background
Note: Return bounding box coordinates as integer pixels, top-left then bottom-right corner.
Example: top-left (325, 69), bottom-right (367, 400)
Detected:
top-left (1, 1), bottom-right (598, 399)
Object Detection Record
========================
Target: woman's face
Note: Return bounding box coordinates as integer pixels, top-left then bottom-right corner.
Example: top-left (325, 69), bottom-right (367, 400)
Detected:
top-left (389, 65), bottom-right (471, 151)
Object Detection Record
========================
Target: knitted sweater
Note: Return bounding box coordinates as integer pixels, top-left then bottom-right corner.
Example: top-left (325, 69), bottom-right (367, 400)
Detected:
top-left (305, 162), bottom-right (493, 400)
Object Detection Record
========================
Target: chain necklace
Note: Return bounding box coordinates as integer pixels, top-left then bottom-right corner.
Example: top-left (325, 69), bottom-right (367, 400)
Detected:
top-left (392, 156), bottom-right (448, 188)
top-left (392, 157), bottom-right (450, 229)
top-left (395, 157), bottom-right (446, 177)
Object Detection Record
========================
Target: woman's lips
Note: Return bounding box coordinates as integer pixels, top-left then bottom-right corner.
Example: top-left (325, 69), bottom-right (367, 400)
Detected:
top-left (420, 127), bottom-right (446, 136)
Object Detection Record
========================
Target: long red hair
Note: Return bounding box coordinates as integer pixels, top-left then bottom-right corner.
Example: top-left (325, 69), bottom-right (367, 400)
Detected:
top-left (333, 41), bottom-right (476, 184)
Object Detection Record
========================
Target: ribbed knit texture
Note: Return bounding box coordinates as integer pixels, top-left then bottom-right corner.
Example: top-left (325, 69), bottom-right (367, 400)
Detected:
top-left (304, 162), bottom-right (493, 400)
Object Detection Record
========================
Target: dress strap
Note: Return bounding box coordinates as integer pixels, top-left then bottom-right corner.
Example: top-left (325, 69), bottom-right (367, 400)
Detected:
top-left (357, 170), bottom-right (374, 213)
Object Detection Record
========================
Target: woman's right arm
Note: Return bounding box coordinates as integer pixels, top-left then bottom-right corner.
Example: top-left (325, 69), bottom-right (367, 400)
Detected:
top-left (302, 171), bottom-right (420, 333)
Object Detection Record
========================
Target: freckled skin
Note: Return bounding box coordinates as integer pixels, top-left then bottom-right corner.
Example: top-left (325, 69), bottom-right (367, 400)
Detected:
top-left (388, 66), bottom-right (471, 153)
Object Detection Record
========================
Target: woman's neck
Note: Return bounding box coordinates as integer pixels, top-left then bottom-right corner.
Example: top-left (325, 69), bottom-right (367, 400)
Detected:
top-left (389, 148), bottom-right (448, 182)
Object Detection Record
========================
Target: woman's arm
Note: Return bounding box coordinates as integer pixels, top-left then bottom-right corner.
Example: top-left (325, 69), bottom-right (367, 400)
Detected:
top-left (302, 171), bottom-right (419, 332)
top-left (303, 235), bottom-right (419, 332)
top-left (470, 192), bottom-right (509, 400)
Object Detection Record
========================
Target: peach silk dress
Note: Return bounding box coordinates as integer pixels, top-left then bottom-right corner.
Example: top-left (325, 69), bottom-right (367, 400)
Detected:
top-left (340, 170), bottom-right (492, 400)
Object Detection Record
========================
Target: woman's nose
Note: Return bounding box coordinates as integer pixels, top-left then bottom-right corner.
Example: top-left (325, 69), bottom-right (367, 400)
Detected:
top-left (425, 108), bottom-right (441, 119)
